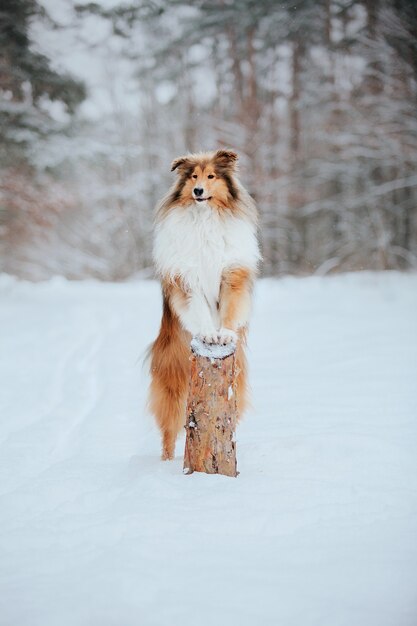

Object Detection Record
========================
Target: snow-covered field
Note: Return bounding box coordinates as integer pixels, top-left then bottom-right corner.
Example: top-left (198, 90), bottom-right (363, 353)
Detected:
top-left (1, 272), bottom-right (416, 626)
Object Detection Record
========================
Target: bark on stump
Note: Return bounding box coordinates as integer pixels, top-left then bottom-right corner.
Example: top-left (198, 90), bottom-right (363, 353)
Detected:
top-left (183, 337), bottom-right (238, 477)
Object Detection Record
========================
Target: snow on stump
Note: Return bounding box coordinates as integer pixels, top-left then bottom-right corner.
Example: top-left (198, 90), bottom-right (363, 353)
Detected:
top-left (183, 337), bottom-right (238, 478)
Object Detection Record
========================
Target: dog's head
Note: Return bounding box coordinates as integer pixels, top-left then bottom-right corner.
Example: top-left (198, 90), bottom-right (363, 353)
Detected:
top-left (170, 149), bottom-right (239, 208)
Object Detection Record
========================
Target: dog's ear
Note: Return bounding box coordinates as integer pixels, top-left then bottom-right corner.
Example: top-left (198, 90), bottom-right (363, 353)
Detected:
top-left (214, 149), bottom-right (238, 170)
top-left (171, 156), bottom-right (191, 172)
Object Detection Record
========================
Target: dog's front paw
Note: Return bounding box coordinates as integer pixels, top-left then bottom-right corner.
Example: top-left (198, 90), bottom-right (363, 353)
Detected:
top-left (197, 329), bottom-right (237, 345)
top-left (217, 328), bottom-right (237, 345)
top-left (197, 331), bottom-right (219, 345)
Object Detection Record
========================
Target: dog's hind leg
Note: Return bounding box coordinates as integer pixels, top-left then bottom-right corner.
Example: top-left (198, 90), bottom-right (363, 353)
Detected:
top-left (235, 328), bottom-right (249, 419)
top-left (149, 296), bottom-right (190, 460)
top-left (149, 377), bottom-right (188, 460)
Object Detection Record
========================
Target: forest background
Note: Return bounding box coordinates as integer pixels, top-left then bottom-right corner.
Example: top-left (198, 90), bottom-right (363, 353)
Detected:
top-left (1, 0), bottom-right (416, 280)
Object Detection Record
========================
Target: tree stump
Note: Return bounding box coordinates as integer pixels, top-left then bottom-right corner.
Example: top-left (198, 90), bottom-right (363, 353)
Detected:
top-left (183, 337), bottom-right (238, 477)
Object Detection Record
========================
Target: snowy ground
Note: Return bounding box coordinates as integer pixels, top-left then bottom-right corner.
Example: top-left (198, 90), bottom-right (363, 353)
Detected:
top-left (1, 271), bottom-right (416, 626)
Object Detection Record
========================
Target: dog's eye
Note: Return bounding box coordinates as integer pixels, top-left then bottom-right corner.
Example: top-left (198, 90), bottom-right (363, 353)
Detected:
top-left (192, 174), bottom-right (197, 179)
top-left (207, 174), bottom-right (215, 179)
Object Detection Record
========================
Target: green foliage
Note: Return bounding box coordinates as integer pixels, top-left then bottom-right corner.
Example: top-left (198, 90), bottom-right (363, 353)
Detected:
top-left (74, 1), bottom-right (165, 37)
top-left (0, 0), bottom-right (86, 165)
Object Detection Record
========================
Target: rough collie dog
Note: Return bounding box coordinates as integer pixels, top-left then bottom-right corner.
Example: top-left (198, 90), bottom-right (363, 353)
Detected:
top-left (149, 149), bottom-right (260, 460)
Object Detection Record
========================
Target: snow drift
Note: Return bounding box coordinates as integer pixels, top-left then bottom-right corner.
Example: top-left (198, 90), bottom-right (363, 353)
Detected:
top-left (0, 272), bottom-right (416, 626)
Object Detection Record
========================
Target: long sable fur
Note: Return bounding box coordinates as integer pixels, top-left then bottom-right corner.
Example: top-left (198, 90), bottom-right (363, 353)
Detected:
top-left (149, 149), bottom-right (259, 460)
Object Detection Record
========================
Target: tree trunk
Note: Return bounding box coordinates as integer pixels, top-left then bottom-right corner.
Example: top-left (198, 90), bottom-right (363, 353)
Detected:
top-left (183, 338), bottom-right (238, 477)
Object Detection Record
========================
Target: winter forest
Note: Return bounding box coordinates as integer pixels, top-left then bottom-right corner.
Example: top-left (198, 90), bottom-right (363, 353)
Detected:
top-left (1, 0), bottom-right (417, 280)
top-left (2, 3), bottom-right (417, 625)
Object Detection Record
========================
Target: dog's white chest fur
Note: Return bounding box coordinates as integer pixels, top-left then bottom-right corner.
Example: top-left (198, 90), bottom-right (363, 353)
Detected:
top-left (153, 203), bottom-right (259, 306)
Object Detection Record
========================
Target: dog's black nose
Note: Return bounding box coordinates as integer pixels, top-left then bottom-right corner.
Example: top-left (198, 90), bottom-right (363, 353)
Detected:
top-left (193, 187), bottom-right (204, 196)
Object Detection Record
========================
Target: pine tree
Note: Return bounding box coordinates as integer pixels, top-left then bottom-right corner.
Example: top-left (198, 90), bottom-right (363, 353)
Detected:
top-left (0, 0), bottom-right (86, 165)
